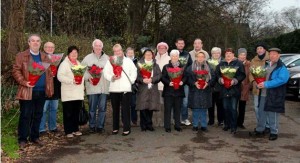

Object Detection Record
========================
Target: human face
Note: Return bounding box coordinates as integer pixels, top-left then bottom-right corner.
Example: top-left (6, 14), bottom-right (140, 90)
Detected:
top-left (144, 51), bottom-right (153, 61)
top-left (225, 52), bottom-right (234, 62)
top-left (69, 50), bottom-right (78, 61)
top-left (175, 40), bottom-right (185, 51)
top-left (93, 41), bottom-right (103, 55)
top-left (44, 42), bottom-right (55, 54)
top-left (157, 46), bottom-right (167, 55)
top-left (196, 53), bottom-right (205, 63)
top-left (113, 47), bottom-right (124, 57)
top-left (193, 39), bottom-right (203, 51)
top-left (170, 54), bottom-right (179, 63)
top-left (269, 51), bottom-right (280, 63)
top-left (211, 51), bottom-right (221, 60)
top-left (256, 46), bottom-right (266, 55)
top-left (126, 50), bottom-right (135, 59)
top-left (28, 35), bottom-right (41, 53)
top-left (238, 53), bottom-right (247, 62)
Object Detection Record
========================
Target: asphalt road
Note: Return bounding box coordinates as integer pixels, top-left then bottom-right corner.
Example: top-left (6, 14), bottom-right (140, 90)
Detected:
top-left (30, 95), bottom-right (300, 163)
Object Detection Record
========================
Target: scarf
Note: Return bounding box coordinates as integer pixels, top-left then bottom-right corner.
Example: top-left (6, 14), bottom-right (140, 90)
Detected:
top-left (192, 61), bottom-right (211, 82)
top-left (171, 61), bottom-right (180, 68)
top-left (68, 56), bottom-right (78, 65)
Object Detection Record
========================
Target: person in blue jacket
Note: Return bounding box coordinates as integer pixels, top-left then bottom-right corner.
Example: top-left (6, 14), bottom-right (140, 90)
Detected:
top-left (249, 48), bottom-right (289, 141)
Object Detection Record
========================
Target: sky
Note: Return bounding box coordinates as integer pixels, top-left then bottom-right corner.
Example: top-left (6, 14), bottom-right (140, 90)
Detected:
top-left (265, 0), bottom-right (300, 11)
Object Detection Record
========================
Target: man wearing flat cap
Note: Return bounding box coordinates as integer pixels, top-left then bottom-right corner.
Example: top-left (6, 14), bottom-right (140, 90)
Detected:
top-left (249, 43), bottom-right (270, 132)
top-left (250, 48), bottom-right (289, 141)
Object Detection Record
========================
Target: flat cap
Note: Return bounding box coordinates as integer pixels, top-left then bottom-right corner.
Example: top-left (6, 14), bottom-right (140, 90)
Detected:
top-left (268, 48), bottom-right (281, 53)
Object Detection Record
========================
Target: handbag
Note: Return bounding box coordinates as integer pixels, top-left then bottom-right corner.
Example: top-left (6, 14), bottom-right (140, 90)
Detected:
top-left (122, 69), bottom-right (139, 94)
top-left (78, 100), bottom-right (89, 126)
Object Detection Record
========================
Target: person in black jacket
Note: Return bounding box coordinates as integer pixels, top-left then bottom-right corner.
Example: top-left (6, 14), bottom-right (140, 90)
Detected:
top-left (186, 51), bottom-right (216, 132)
top-left (175, 38), bottom-right (193, 126)
top-left (215, 48), bottom-right (246, 134)
top-left (161, 49), bottom-right (187, 132)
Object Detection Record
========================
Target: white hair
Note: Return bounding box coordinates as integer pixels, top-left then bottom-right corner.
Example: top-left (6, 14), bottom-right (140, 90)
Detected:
top-left (170, 49), bottom-right (180, 57)
top-left (211, 47), bottom-right (221, 54)
top-left (92, 39), bottom-right (103, 48)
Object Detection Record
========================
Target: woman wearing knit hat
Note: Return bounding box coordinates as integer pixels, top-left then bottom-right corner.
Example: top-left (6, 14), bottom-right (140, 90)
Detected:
top-left (237, 48), bottom-right (251, 129)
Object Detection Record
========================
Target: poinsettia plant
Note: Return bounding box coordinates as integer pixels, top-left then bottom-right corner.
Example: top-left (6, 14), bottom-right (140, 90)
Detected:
top-left (48, 53), bottom-right (64, 76)
top-left (194, 70), bottom-right (209, 89)
top-left (88, 64), bottom-right (103, 85)
top-left (250, 66), bottom-right (267, 84)
top-left (110, 56), bottom-right (123, 77)
top-left (167, 67), bottom-right (183, 89)
top-left (220, 66), bottom-right (238, 89)
top-left (28, 62), bottom-right (50, 86)
top-left (71, 65), bottom-right (87, 85)
top-left (138, 62), bottom-right (153, 79)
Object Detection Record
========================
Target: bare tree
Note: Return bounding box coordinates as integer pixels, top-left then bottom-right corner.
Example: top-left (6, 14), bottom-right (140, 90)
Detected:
top-left (281, 7), bottom-right (300, 30)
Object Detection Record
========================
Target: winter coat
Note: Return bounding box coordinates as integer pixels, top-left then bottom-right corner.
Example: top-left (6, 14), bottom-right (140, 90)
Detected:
top-left (136, 59), bottom-right (162, 111)
top-left (155, 52), bottom-right (170, 91)
top-left (57, 57), bottom-right (84, 102)
top-left (186, 62), bottom-right (216, 109)
top-left (264, 60), bottom-right (289, 113)
top-left (12, 49), bottom-right (54, 100)
top-left (240, 60), bottom-right (251, 101)
top-left (161, 61), bottom-right (187, 97)
top-left (215, 59), bottom-right (246, 98)
top-left (249, 52), bottom-right (269, 95)
top-left (82, 52), bottom-right (110, 95)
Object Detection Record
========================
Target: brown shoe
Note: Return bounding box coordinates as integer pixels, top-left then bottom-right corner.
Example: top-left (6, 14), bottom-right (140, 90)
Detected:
top-left (32, 139), bottom-right (44, 147)
top-left (19, 141), bottom-right (27, 150)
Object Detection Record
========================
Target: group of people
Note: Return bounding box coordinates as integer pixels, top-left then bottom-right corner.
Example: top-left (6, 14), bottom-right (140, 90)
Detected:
top-left (12, 34), bottom-right (289, 149)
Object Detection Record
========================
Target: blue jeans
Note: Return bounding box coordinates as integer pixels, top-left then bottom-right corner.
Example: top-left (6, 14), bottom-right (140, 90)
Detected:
top-left (192, 108), bottom-right (207, 128)
top-left (181, 85), bottom-right (189, 121)
top-left (255, 96), bottom-right (268, 132)
top-left (266, 111), bottom-right (280, 134)
top-left (131, 93), bottom-right (137, 123)
top-left (39, 100), bottom-right (58, 132)
top-left (254, 95), bottom-right (269, 128)
top-left (223, 96), bottom-right (238, 130)
top-left (18, 91), bottom-right (45, 143)
top-left (88, 94), bottom-right (107, 129)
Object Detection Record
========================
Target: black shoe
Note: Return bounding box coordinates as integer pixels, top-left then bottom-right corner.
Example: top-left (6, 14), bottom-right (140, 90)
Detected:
top-left (200, 127), bottom-right (208, 132)
top-left (269, 134), bottom-right (278, 141)
top-left (50, 129), bottom-right (58, 133)
top-left (19, 141), bottom-right (27, 150)
top-left (89, 127), bottom-right (96, 133)
top-left (223, 126), bottom-right (229, 131)
top-left (207, 122), bottom-right (214, 126)
top-left (122, 131), bottom-right (131, 136)
top-left (264, 127), bottom-right (271, 134)
top-left (174, 127), bottom-right (182, 132)
top-left (112, 130), bottom-right (119, 135)
top-left (97, 128), bottom-right (104, 134)
top-left (218, 122), bottom-right (224, 126)
top-left (231, 129), bottom-right (237, 134)
top-left (39, 131), bottom-right (47, 136)
top-left (249, 130), bottom-right (264, 137)
top-left (165, 128), bottom-right (171, 133)
top-left (238, 125), bottom-right (246, 129)
top-left (192, 127), bottom-right (198, 131)
top-left (146, 126), bottom-right (155, 131)
top-left (141, 127), bottom-right (147, 132)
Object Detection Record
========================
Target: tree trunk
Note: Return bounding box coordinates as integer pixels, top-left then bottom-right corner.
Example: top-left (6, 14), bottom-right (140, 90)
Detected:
top-left (4, 0), bottom-right (27, 68)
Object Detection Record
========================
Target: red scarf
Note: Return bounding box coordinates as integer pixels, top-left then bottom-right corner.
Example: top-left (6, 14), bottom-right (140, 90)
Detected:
top-left (68, 56), bottom-right (78, 65)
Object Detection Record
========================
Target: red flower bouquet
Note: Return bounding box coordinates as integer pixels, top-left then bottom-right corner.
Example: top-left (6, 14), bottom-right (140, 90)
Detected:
top-left (71, 65), bottom-right (87, 85)
top-left (28, 62), bottom-right (50, 86)
top-left (138, 62), bottom-right (153, 79)
top-left (220, 66), bottom-right (238, 89)
top-left (110, 56), bottom-right (123, 77)
top-left (88, 64), bottom-right (103, 85)
top-left (48, 53), bottom-right (64, 76)
top-left (194, 70), bottom-right (208, 89)
top-left (167, 67), bottom-right (183, 90)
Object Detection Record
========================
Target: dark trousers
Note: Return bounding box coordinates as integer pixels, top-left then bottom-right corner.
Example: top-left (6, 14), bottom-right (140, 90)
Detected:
top-left (62, 100), bottom-right (81, 135)
top-left (110, 92), bottom-right (132, 132)
top-left (208, 92), bottom-right (224, 124)
top-left (140, 110), bottom-right (153, 129)
top-left (164, 96), bottom-right (182, 129)
top-left (223, 97), bottom-right (238, 130)
top-left (131, 93), bottom-right (138, 123)
top-left (237, 100), bottom-right (247, 126)
top-left (18, 91), bottom-right (45, 143)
